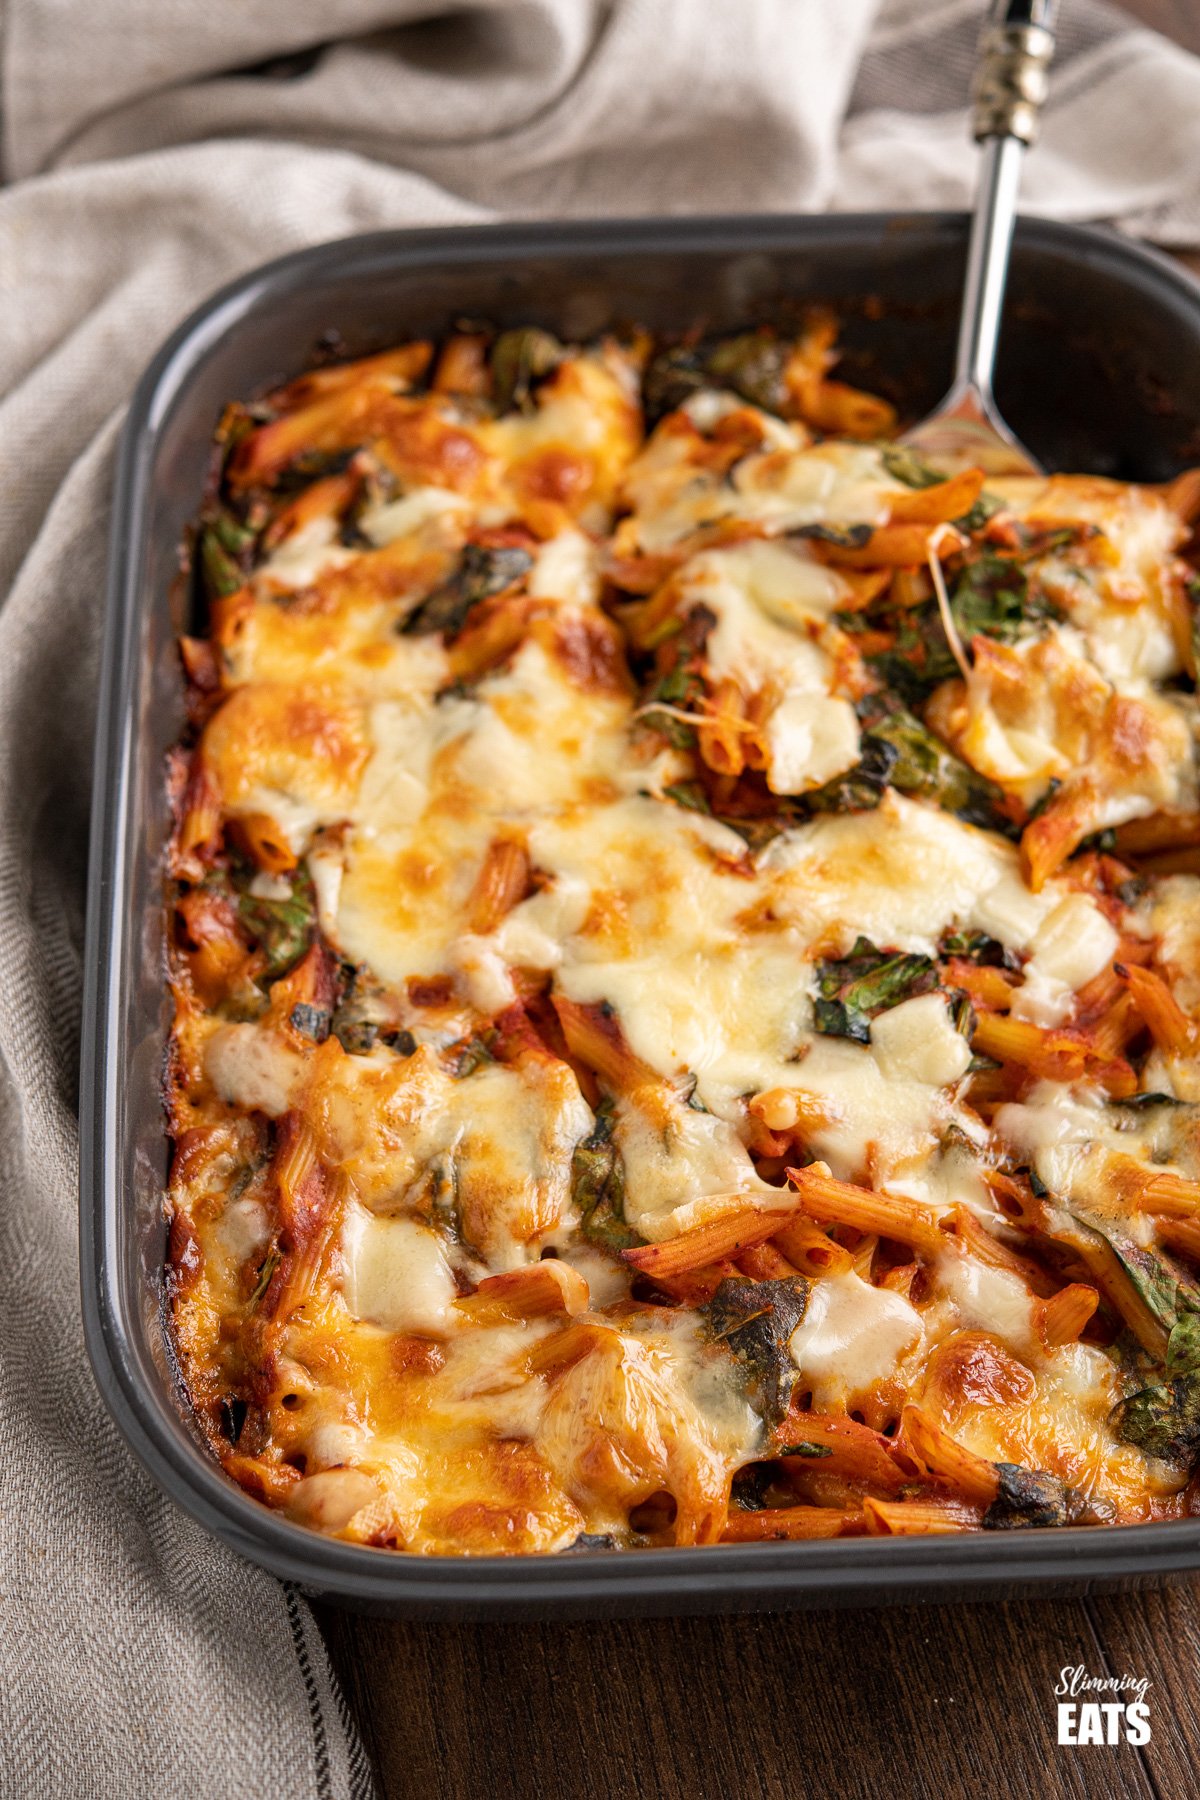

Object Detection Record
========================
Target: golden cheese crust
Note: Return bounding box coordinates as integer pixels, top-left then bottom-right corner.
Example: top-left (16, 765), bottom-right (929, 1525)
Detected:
top-left (165, 319), bottom-right (1200, 1553)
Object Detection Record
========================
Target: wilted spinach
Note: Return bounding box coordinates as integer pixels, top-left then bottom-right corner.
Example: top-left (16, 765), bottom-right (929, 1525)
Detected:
top-left (813, 936), bottom-right (938, 1043)
top-left (708, 1275), bottom-right (810, 1429)
top-left (490, 327), bottom-right (564, 413)
top-left (1053, 1208), bottom-right (1200, 1471)
top-left (404, 542), bottom-right (533, 637)
top-left (644, 329), bottom-right (792, 421)
top-left (859, 698), bottom-right (1013, 835)
top-left (982, 1463), bottom-right (1070, 1530)
top-left (572, 1101), bottom-right (640, 1253)
top-left (198, 508), bottom-right (257, 598)
top-left (950, 554), bottom-right (1060, 646)
top-left (804, 736), bottom-right (899, 816)
top-left (231, 866), bottom-right (316, 982)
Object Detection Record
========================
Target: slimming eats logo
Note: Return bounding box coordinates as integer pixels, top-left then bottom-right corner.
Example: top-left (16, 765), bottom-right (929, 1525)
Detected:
top-left (1056, 1666), bottom-right (1152, 1746)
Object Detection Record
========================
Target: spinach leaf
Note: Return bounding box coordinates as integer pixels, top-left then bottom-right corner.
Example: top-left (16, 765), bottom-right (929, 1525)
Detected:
top-left (860, 699), bottom-right (1013, 835)
top-left (1111, 1378), bottom-right (1200, 1467)
top-left (814, 935), bottom-right (938, 1043)
top-left (450, 1031), bottom-right (497, 1078)
top-left (858, 605), bottom-right (959, 707)
top-left (662, 781), bottom-right (712, 816)
top-left (490, 328), bottom-right (564, 414)
top-left (1168, 1311), bottom-right (1200, 1380)
top-left (880, 445), bottom-right (944, 489)
top-left (234, 868), bottom-right (316, 982)
top-left (199, 521), bottom-right (247, 598)
top-left (1114, 1092), bottom-right (1190, 1113)
top-left (572, 1102), bottom-right (640, 1253)
top-left (404, 542), bottom-right (533, 637)
top-left (716, 810), bottom-right (804, 855)
top-left (954, 492), bottom-right (1004, 534)
top-left (1059, 1209), bottom-right (1200, 1470)
top-left (704, 331), bottom-right (791, 414)
top-left (641, 657), bottom-right (704, 749)
top-left (1077, 1215), bottom-right (1200, 1335)
top-left (708, 1275), bottom-right (810, 1429)
top-left (789, 522), bottom-right (873, 550)
top-left (642, 345), bottom-right (709, 421)
top-left (249, 1246), bottom-right (280, 1308)
top-left (939, 928), bottom-right (1017, 970)
top-left (289, 1002), bottom-right (331, 1043)
top-left (982, 1463), bottom-right (1069, 1530)
top-left (949, 555), bottom-right (1058, 646)
top-left (644, 329), bottom-right (790, 420)
top-left (804, 736), bottom-right (898, 816)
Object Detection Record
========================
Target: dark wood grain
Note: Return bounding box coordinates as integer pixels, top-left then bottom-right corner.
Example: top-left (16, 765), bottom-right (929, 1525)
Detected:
top-left (320, 8), bottom-right (1200, 1797)
top-left (317, 1590), bottom-right (1177, 1800)
top-left (1088, 1585), bottom-right (1200, 1795)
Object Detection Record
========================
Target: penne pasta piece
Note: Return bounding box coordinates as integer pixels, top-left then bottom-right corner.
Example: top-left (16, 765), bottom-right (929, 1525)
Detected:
top-left (797, 381), bottom-right (898, 440)
top-left (895, 1405), bottom-right (1000, 1507)
top-left (950, 1207), bottom-right (1058, 1299)
top-left (1116, 962), bottom-right (1198, 1056)
top-left (646, 1261), bottom-right (743, 1305)
top-left (721, 1505), bottom-right (864, 1541)
top-left (697, 677), bottom-right (748, 778)
top-left (814, 524), bottom-right (966, 569)
top-left (270, 342), bottom-right (433, 409)
top-left (736, 1242), bottom-right (802, 1282)
top-left (771, 1217), bottom-right (854, 1278)
top-left (1047, 1225), bottom-right (1169, 1362)
top-left (446, 594), bottom-right (541, 678)
top-left (431, 333), bottom-right (489, 397)
top-left (229, 384), bottom-right (386, 489)
top-left (1037, 1283), bottom-right (1100, 1348)
top-left (749, 1087), bottom-right (836, 1134)
top-left (1112, 808), bottom-right (1200, 857)
top-left (468, 838), bottom-right (531, 935)
top-left (942, 959), bottom-right (1017, 1012)
top-left (785, 1163), bottom-right (948, 1257)
top-left (622, 1204), bottom-right (801, 1279)
top-left (173, 759), bottom-right (222, 878)
top-left (862, 1497), bottom-right (979, 1536)
top-left (1128, 1169), bottom-right (1200, 1219)
top-left (456, 1260), bottom-right (590, 1324)
top-left (551, 997), bottom-right (658, 1090)
top-left (970, 1012), bottom-right (1137, 1096)
top-left (1158, 1218), bottom-right (1200, 1264)
top-left (262, 472), bottom-right (360, 551)
top-left (778, 1412), bottom-right (907, 1493)
top-left (886, 468), bottom-right (985, 525)
top-left (231, 811), bottom-right (300, 875)
top-left (1161, 467), bottom-right (1200, 523)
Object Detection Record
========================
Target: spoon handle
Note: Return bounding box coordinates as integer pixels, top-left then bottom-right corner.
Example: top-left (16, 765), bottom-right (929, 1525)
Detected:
top-left (953, 0), bottom-right (1058, 404)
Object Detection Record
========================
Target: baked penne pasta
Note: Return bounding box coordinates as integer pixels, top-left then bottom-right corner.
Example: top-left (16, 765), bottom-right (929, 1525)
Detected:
top-left (162, 315), bottom-right (1200, 1556)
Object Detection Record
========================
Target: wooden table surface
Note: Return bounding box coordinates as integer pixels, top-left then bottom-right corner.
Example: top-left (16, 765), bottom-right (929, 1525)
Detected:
top-left (317, 6), bottom-right (1200, 1794)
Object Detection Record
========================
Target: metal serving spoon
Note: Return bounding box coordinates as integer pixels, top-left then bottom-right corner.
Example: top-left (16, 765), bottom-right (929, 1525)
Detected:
top-left (902, 0), bottom-right (1059, 477)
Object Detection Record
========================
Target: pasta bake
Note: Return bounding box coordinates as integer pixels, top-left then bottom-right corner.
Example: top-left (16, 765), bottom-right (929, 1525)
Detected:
top-left (165, 315), bottom-right (1200, 1553)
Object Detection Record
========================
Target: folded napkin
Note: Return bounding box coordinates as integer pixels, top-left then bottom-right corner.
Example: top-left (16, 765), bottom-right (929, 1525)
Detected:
top-left (1, 3), bottom-right (1197, 1795)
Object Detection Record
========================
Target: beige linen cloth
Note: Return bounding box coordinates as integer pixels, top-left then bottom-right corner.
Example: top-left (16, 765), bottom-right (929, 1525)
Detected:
top-left (1, 2), bottom-right (1198, 1795)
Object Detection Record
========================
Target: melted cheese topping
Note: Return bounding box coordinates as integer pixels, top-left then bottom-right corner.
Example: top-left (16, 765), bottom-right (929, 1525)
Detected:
top-left (789, 1272), bottom-right (924, 1409)
top-left (166, 329), bottom-right (1200, 1556)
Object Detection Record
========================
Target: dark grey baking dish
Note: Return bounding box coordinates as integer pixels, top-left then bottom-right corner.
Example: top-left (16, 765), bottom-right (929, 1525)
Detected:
top-left (81, 213), bottom-right (1200, 1619)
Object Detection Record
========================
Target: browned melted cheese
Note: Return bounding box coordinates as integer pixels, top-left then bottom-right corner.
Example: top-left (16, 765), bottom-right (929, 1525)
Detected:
top-left (165, 326), bottom-right (1200, 1553)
